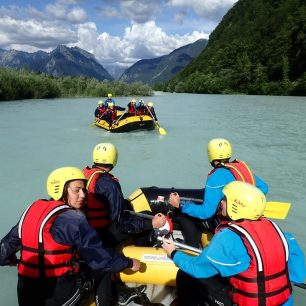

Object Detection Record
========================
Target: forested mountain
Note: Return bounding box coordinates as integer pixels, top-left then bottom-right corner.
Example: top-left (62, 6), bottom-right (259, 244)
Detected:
top-left (0, 45), bottom-right (113, 81)
top-left (119, 39), bottom-right (207, 85)
top-left (164, 0), bottom-right (306, 96)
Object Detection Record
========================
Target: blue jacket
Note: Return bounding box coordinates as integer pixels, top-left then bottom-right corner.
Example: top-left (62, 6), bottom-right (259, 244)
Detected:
top-left (0, 208), bottom-right (131, 272)
top-left (173, 229), bottom-right (305, 306)
top-left (181, 167), bottom-right (268, 219)
top-left (103, 98), bottom-right (115, 107)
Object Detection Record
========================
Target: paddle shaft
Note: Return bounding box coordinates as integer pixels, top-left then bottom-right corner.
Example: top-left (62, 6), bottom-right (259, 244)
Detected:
top-left (145, 105), bottom-right (166, 135)
top-left (160, 237), bottom-right (305, 289)
top-left (158, 236), bottom-right (202, 254)
top-left (175, 195), bottom-right (290, 220)
top-left (125, 210), bottom-right (154, 219)
top-left (111, 109), bottom-right (128, 127)
top-left (145, 105), bottom-right (157, 124)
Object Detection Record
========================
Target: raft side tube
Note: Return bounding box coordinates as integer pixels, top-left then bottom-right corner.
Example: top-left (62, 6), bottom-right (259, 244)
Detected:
top-left (118, 246), bottom-right (178, 286)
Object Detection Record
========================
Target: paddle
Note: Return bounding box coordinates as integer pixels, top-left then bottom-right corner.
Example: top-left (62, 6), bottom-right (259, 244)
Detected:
top-left (145, 105), bottom-right (167, 135)
top-left (89, 118), bottom-right (98, 127)
top-left (89, 107), bottom-right (110, 127)
top-left (293, 283), bottom-right (306, 289)
top-left (263, 201), bottom-right (291, 220)
top-left (111, 109), bottom-right (128, 129)
top-left (125, 210), bottom-right (154, 220)
top-left (178, 196), bottom-right (291, 220)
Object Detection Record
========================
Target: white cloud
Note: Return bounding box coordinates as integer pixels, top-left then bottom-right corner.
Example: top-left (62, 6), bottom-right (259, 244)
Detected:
top-left (67, 7), bottom-right (87, 22)
top-left (45, 2), bottom-right (87, 23)
top-left (167, 0), bottom-right (237, 19)
top-left (0, 0), bottom-right (230, 68)
top-left (0, 16), bottom-right (77, 50)
top-left (76, 20), bottom-right (208, 66)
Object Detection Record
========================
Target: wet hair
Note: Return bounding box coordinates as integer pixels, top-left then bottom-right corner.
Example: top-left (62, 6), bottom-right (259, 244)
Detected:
top-left (62, 182), bottom-right (70, 204)
top-left (94, 163), bottom-right (113, 171)
top-left (211, 158), bottom-right (230, 168)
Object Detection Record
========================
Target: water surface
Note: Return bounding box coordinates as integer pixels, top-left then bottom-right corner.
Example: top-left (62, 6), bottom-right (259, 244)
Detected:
top-left (0, 93), bottom-right (305, 305)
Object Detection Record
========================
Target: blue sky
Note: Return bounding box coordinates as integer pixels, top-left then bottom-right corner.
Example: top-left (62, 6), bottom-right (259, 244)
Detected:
top-left (0, 0), bottom-right (238, 68)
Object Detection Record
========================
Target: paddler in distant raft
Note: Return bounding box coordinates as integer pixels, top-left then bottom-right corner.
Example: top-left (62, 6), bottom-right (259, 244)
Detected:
top-left (94, 100), bottom-right (107, 119)
top-left (168, 138), bottom-right (268, 248)
top-left (103, 93), bottom-right (116, 108)
top-left (163, 181), bottom-right (306, 306)
top-left (0, 167), bottom-right (141, 306)
top-left (127, 98), bottom-right (137, 116)
top-left (103, 102), bottom-right (117, 126)
top-left (145, 102), bottom-right (158, 121)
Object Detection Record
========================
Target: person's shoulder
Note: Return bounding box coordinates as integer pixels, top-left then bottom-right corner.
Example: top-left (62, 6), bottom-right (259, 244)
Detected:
top-left (207, 167), bottom-right (232, 182)
top-left (97, 172), bottom-right (118, 185)
top-left (53, 209), bottom-right (87, 232)
top-left (58, 209), bottom-right (85, 221)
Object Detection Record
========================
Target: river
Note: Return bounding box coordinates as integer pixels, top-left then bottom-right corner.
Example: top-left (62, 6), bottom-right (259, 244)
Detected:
top-left (0, 92), bottom-right (305, 305)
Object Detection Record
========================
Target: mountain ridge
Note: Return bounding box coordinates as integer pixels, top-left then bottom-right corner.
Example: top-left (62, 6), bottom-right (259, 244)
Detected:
top-left (164, 0), bottom-right (306, 95)
top-left (0, 40), bottom-right (207, 85)
top-left (119, 39), bottom-right (207, 85)
top-left (0, 45), bottom-right (113, 81)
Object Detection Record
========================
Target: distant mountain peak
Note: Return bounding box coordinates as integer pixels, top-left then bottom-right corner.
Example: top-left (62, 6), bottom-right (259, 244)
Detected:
top-left (0, 45), bottom-right (113, 81)
top-left (119, 39), bottom-right (207, 85)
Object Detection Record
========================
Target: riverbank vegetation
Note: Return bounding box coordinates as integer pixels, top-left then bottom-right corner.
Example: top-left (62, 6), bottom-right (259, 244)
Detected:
top-left (0, 67), bottom-right (153, 101)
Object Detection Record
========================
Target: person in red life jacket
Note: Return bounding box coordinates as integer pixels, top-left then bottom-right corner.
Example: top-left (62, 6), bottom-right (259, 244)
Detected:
top-left (83, 142), bottom-right (166, 247)
top-left (145, 102), bottom-right (158, 121)
top-left (102, 102), bottom-right (117, 126)
top-left (95, 100), bottom-right (107, 119)
top-left (136, 99), bottom-right (145, 116)
top-left (163, 181), bottom-right (305, 306)
top-left (0, 167), bottom-right (140, 306)
top-left (168, 138), bottom-right (268, 247)
top-left (127, 98), bottom-right (137, 116)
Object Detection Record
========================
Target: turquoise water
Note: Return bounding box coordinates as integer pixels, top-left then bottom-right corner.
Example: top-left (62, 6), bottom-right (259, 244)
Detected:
top-left (0, 93), bottom-right (305, 305)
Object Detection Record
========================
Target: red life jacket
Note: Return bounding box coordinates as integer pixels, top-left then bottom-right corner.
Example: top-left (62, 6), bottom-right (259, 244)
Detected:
top-left (18, 199), bottom-right (78, 278)
top-left (209, 159), bottom-right (255, 185)
top-left (217, 218), bottom-right (292, 305)
top-left (83, 166), bottom-right (111, 229)
top-left (127, 103), bottom-right (137, 114)
top-left (99, 106), bottom-right (106, 116)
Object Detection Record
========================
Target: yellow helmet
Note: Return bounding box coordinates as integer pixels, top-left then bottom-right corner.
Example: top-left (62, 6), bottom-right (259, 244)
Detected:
top-left (98, 100), bottom-right (103, 106)
top-left (92, 143), bottom-right (118, 167)
top-left (108, 102), bottom-right (114, 108)
top-left (207, 138), bottom-right (232, 163)
top-left (148, 102), bottom-right (154, 107)
top-left (46, 167), bottom-right (86, 200)
top-left (222, 181), bottom-right (266, 221)
top-left (108, 93), bottom-right (112, 98)
top-left (131, 98), bottom-right (136, 103)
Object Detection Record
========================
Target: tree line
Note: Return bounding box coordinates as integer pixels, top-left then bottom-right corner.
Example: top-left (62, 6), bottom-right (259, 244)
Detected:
top-left (158, 0), bottom-right (306, 96)
top-left (0, 67), bottom-right (153, 101)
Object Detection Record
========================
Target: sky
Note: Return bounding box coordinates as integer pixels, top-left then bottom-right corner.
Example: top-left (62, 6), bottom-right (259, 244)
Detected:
top-left (0, 0), bottom-right (238, 68)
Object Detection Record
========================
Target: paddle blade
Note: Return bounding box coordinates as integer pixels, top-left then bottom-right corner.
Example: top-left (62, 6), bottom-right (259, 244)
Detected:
top-left (159, 127), bottom-right (167, 135)
top-left (155, 122), bottom-right (167, 135)
top-left (263, 201), bottom-right (291, 220)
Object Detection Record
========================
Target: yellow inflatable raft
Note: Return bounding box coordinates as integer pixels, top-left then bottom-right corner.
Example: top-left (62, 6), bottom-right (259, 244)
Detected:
top-left (95, 114), bottom-right (155, 133)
